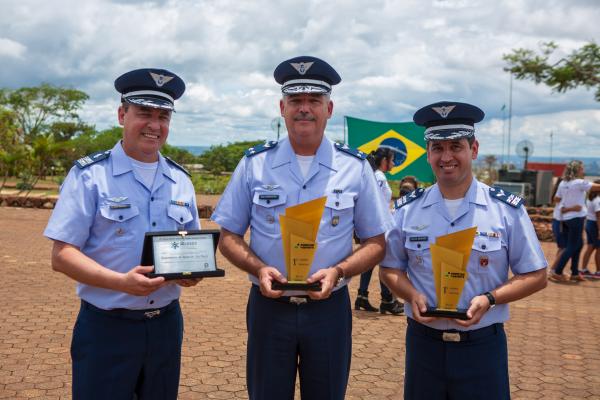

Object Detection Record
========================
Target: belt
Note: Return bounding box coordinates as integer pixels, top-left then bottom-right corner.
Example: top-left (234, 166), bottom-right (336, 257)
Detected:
top-left (81, 299), bottom-right (179, 321)
top-left (407, 318), bottom-right (503, 343)
top-left (253, 284), bottom-right (347, 305)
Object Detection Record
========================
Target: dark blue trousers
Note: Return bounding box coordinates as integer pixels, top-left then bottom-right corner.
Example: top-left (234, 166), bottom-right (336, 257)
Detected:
top-left (246, 285), bottom-right (352, 400)
top-left (358, 267), bottom-right (393, 300)
top-left (555, 217), bottom-right (585, 275)
top-left (71, 300), bottom-right (183, 400)
top-left (404, 318), bottom-right (510, 400)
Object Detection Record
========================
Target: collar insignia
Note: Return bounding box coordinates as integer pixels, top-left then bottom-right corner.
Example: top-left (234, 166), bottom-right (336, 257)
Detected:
top-left (432, 105), bottom-right (456, 118)
top-left (290, 62), bottom-right (314, 75)
top-left (149, 72), bottom-right (174, 87)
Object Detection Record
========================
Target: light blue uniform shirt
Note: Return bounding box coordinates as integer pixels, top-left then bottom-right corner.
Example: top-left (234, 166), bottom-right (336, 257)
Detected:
top-left (44, 141), bottom-right (200, 310)
top-left (382, 178), bottom-right (547, 330)
top-left (211, 136), bottom-right (390, 291)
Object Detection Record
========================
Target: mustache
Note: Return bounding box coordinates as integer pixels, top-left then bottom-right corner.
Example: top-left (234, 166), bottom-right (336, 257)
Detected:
top-left (293, 114), bottom-right (316, 121)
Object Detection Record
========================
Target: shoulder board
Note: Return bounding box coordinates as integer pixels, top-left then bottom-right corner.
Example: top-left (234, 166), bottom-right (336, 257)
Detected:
top-left (334, 142), bottom-right (367, 160)
top-left (489, 187), bottom-right (524, 208)
top-left (165, 156), bottom-right (191, 177)
top-left (75, 150), bottom-right (111, 169)
top-left (245, 141), bottom-right (278, 157)
top-left (394, 188), bottom-right (425, 209)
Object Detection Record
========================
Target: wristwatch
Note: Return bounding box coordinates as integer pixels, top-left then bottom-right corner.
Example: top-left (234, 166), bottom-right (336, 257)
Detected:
top-left (483, 291), bottom-right (496, 308)
top-left (334, 266), bottom-right (345, 287)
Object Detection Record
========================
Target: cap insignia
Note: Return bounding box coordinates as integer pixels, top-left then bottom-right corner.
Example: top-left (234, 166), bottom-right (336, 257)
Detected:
top-left (149, 72), bottom-right (174, 87)
top-left (290, 62), bottom-right (314, 75)
top-left (432, 105), bottom-right (456, 119)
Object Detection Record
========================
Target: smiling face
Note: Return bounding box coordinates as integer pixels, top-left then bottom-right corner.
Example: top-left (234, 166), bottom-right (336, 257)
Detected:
top-left (427, 138), bottom-right (478, 198)
top-left (280, 93), bottom-right (333, 155)
top-left (118, 104), bottom-right (171, 162)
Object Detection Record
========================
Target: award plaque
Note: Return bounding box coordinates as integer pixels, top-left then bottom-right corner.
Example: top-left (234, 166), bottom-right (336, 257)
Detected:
top-left (421, 227), bottom-right (477, 320)
top-left (271, 197), bottom-right (327, 291)
top-left (141, 229), bottom-right (225, 280)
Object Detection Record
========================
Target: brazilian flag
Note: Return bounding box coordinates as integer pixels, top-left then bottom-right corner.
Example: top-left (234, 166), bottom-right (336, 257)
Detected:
top-left (345, 116), bottom-right (434, 182)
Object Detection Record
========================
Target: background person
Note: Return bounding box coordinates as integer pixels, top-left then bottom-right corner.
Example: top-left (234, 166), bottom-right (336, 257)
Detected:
top-left (581, 179), bottom-right (600, 278)
top-left (399, 175), bottom-right (419, 197)
top-left (550, 161), bottom-right (600, 283)
top-left (380, 101), bottom-right (547, 400)
top-left (211, 56), bottom-right (389, 400)
top-left (44, 68), bottom-right (201, 400)
top-left (355, 147), bottom-right (403, 315)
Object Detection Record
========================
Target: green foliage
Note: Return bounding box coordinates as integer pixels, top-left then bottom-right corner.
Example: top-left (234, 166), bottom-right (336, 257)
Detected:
top-left (198, 140), bottom-right (263, 174)
top-left (504, 41), bottom-right (600, 101)
top-left (0, 83), bottom-right (89, 141)
top-left (162, 143), bottom-right (199, 164)
top-left (191, 172), bottom-right (232, 194)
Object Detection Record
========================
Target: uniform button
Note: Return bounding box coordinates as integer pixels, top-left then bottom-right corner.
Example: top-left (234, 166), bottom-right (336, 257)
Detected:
top-left (180, 217), bottom-right (183, 222)
top-left (302, 185), bottom-right (307, 189)
top-left (266, 199), bottom-right (271, 204)
top-left (151, 197), bottom-right (154, 201)
top-left (417, 244), bottom-right (421, 248)
top-left (152, 222), bottom-right (156, 227)
top-left (118, 215), bottom-right (123, 220)
top-left (149, 300), bottom-right (154, 305)
top-left (450, 222), bottom-right (455, 227)
top-left (481, 244), bottom-right (487, 250)
top-left (335, 201), bottom-right (339, 206)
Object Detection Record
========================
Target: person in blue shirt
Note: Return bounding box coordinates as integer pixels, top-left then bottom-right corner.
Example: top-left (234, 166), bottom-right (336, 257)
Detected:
top-left (211, 56), bottom-right (390, 400)
top-left (380, 101), bottom-right (548, 400)
top-left (44, 68), bottom-right (201, 400)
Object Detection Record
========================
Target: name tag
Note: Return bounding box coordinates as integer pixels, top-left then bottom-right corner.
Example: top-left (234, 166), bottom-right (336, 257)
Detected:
top-left (109, 204), bottom-right (131, 209)
top-left (259, 194), bottom-right (280, 200)
top-left (476, 231), bottom-right (501, 238)
top-left (409, 236), bottom-right (429, 242)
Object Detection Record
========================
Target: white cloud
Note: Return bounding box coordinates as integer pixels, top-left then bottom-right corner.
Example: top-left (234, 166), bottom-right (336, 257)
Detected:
top-left (0, 38), bottom-right (26, 59)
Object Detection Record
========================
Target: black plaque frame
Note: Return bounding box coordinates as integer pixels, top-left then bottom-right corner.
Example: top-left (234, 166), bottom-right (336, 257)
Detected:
top-left (271, 281), bottom-right (322, 291)
top-left (141, 229), bottom-right (225, 280)
top-left (421, 307), bottom-right (469, 320)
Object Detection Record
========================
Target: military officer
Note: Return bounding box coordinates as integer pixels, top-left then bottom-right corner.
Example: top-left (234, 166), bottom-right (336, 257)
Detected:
top-left (44, 68), bottom-right (200, 400)
top-left (380, 101), bottom-right (548, 399)
top-left (211, 56), bottom-right (390, 400)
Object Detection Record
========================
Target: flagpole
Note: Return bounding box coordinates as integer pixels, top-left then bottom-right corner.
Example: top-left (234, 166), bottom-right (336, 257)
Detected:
top-left (344, 116), bottom-right (347, 144)
top-left (501, 105), bottom-right (506, 167)
top-left (507, 74), bottom-right (513, 168)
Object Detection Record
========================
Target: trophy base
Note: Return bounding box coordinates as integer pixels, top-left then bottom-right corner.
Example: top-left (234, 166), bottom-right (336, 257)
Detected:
top-left (271, 281), bottom-right (322, 291)
top-left (422, 307), bottom-right (469, 320)
top-left (148, 268), bottom-right (225, 280)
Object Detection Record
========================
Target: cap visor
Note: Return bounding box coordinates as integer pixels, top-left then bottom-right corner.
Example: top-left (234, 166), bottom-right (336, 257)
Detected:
top-left (124, 96), bottom-right (175, 111)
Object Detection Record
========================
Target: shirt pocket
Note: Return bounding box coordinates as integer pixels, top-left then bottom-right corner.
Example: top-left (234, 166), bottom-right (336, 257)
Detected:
top-left (167, 204), bottom-right (194, 229)
top-left (251, 190), bottom-right (287, 233)
top-left (321, 194), bottom-right (354, 236)
top-left (99, 205), bottom-right (140, 246)
top-left (404, 238), bottom-right (431, 273)
top-left (471, 236), bottom-right (503, 274)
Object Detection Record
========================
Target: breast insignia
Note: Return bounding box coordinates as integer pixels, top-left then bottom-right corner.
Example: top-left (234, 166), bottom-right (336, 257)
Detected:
top-left (394, 188), bottom-right (425, 209)
top-left (75, 150), bottom-right (111, 169)
top-left (245, 141), bottom-right (278, 157)
top-left (334, 142), bottom-right (367, 160)
top-left (489, 187), bottom-right (524, 208)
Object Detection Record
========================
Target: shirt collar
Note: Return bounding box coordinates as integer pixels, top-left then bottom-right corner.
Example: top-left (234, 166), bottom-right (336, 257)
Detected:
top-left (271, 136), bottom-right (337, 172)
top-left (110, 141), bottom-right (174, 182)
top-left (422, 177), bottom-right (485, 207)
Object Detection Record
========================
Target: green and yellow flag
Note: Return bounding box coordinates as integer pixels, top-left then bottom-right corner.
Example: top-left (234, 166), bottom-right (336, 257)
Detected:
top-left (346, 116), bottom-right (434, 182)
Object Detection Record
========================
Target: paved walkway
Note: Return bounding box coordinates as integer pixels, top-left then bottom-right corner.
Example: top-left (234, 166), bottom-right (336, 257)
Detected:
top-left (0, 207), bottom-right (599, 399)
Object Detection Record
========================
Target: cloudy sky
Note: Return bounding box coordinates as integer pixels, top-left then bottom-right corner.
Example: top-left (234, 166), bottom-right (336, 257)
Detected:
top-left (1, 0), bottom-right (598, 158)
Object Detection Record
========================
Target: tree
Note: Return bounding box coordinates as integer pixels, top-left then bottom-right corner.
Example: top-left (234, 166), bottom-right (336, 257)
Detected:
top-left (0, 83), bottom-right (89, 143)
top-left (503, 42), bottom-right (600, 101)
top-left (198, 140), bottom-right (264, 175)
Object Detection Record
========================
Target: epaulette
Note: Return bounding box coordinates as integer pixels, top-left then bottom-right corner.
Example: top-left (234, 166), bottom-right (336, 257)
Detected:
top-left (334, 142), bottom-right (367, 160)
top-left (245, 141), bottom-right (278, 157)
top-left (394, 188), bottom-right (425, 209)
top-left (165, 156), bottom-right (191, 177)
top-left (75, 150), bottom-right (111, 169)
top-left (489, 187), bottom-right (524, 208)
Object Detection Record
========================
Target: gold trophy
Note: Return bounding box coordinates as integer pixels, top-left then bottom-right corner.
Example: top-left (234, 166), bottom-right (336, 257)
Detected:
top-left (422, 227), bottom-right (476, 319)
top-left (272, 197), bottom-right (326, 291)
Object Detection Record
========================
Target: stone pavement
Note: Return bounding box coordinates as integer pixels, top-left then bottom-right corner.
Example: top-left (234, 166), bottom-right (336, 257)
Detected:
top-left (0, 207), bottom-right (599, 399)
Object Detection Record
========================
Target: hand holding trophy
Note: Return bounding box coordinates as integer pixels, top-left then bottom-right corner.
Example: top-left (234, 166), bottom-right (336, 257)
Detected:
top-left (422, 226), bottom-right (477, 320)
top-left (272, 197), bottom-right (327, 291)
